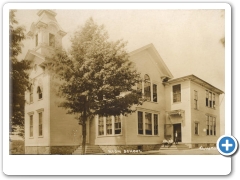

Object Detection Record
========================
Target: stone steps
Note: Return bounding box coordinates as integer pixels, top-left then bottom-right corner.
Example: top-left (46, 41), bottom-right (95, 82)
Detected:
top-left (72, 145), bottom-right (104, 155)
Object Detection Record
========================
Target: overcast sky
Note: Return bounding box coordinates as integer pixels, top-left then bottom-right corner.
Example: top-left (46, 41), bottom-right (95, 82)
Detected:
top-left (15, 9), bottom-right (225, 91)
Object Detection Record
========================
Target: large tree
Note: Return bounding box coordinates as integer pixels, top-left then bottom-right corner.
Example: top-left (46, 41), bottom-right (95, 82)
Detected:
top-left (46, 18), bottom-right (143, 154)
top-left (9, 10), bottom-right (31, 137)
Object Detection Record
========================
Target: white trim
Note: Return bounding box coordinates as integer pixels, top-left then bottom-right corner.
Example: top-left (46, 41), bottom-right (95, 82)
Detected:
top-left (137, 110), bottom-right (160, 136)
top-left (36, 108), bottom-right (44, 113)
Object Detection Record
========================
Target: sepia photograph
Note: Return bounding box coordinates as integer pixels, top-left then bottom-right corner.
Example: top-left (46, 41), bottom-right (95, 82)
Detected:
top-left (8, 8), bottom-right (226, 156)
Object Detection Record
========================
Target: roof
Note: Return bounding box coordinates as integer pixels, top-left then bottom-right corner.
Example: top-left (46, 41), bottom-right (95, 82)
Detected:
top-left (129, 43), bottom-right (173, 79)
top-left (164, 74), bottom-right (224, 94)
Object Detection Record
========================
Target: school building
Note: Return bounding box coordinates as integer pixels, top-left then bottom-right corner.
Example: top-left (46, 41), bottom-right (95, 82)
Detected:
top-left (24, 10), bottom-right (224, 154)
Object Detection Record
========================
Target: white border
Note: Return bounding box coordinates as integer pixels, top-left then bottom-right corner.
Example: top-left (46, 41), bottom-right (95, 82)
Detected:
top-left (3, 3), bottom-right (231, 175)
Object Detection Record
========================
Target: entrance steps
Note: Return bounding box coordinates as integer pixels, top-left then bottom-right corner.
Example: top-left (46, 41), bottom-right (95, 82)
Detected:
top-left (154, 143), bottom-right (190, 150)
top-left (72, 145), bottom-right (104, 155)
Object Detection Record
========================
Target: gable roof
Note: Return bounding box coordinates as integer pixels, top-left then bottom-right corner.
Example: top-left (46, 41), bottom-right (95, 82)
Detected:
top-left (129, 43), bottom-right (173, 79)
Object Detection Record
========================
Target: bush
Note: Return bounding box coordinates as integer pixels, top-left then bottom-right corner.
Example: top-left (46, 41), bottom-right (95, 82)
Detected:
top-left (10, 140), bottom-right (25, 154)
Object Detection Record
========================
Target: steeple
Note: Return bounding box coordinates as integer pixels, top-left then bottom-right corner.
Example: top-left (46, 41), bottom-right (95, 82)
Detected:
top-left (26, 9), bottom-right (66, 56)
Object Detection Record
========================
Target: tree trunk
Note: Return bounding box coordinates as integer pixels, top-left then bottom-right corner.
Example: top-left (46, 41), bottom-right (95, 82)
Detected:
top-left (81, 118), bottom-right (86, 155)
top-left (81, 96), bottom-right (87, 155)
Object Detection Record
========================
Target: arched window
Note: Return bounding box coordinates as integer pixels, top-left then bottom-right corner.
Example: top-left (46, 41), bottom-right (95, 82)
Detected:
top-left (30, 84), bottom-right (33, 103)
top-left (37, 86), bottom-right (43, 99)
top-left (144, 74), bottom-right (151, 101)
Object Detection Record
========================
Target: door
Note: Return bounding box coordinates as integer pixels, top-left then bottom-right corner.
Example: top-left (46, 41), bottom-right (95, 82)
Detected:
top-left (173, 123), bottom-right (182, 142)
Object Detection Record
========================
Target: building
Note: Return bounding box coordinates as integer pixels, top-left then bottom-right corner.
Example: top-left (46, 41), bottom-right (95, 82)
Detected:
top-left (24, 10), bottom-right (82, 154)
top-left (24, 10), bottom-right (224, 154)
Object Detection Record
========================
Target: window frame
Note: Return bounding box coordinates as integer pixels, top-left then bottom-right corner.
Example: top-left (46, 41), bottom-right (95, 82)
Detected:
top-left (49, 33), bottom-right (55, 47)
top-left (38, 112), bottom-right (43, 137)
top-left (138, 111), bottom-right (143, 135)
top-left (114, 115), bottom-right (121, 135)
top-left (37, 86), bottom-right (43, 100)
top-left (137, 74), bottom-right (158, 103)
top-left (206, 90), bottom-right (216, 109)
top-left (153, 84), bottom-right (158, 102)
top-left (206, 114), bottom-right (216, 136)
top-left (194, 90), bottom-right (198, 109)
top-left (145, 112), bottom-right (152, 135)
top-left (106, 116), bottom-right (112, 135)
top-left (194, 122), bottom-right (199, 135)
top-left (98, 116), bottom-right (104, 136)
top-left (173, 84), bottom-right (181, 103)
top-left (144, 74), bottom-right (151, 101)
top-left (137, 110), bottom-right (159, 136)
top-left (30, 115), bottom-right (33, 137)
top-left (35, 34), bottom-right (38, 47)
top-left (97, 115), bottom-right (122, 136)
top-left (154, 114), bottom-right (158, 135)
top-left (30, 84), bottom-right (34, 103)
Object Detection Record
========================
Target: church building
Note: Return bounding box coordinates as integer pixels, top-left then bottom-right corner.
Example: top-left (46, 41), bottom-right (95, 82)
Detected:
top-left (24, 10), bottom-right (224, 154)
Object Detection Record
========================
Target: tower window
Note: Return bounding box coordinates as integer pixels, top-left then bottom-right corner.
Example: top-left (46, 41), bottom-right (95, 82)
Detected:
top-left (35, 34), bottom-right (38, 47)
top-left (49, 33), bottom-right (55, 47)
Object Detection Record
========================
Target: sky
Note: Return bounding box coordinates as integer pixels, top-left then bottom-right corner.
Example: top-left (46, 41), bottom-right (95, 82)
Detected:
top-left (15, 9), bottom-right (225, 92)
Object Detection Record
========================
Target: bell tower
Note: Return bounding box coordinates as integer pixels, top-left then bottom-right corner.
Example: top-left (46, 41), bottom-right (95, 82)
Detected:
top-left (24, 10), bottom-right (81, 155)
top-left (27, 10), bottom-right (66, 56)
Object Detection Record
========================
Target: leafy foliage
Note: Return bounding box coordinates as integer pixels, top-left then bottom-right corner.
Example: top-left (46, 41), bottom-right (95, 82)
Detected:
top-left (46, 18), bottom-right (143, 153)
top-left (9, 10), bottom-right (32, 135)
top-left (48, 18), bottom-right (143, 118)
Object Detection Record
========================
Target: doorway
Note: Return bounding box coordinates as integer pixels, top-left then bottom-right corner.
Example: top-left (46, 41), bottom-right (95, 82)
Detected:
top-left (173, 123), bottom-right (182, 142)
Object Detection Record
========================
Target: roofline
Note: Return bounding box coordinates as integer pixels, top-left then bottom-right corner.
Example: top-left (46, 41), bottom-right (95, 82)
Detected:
top-left (164, 74), bottom-right (224, 94)
top-left (129, 43), bottom-right (174, 79)
top-left (24, 50), bottom-right (46, 60)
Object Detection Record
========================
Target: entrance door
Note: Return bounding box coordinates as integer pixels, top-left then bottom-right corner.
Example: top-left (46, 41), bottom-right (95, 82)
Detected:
top-left (173, 123), bottom-right (182, 142)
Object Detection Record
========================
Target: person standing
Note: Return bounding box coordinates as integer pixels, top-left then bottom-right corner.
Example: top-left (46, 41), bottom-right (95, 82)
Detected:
top-left (175, 131), bottom-right (178, 144)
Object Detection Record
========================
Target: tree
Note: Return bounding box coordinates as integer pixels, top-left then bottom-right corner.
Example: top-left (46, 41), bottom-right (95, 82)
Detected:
top-left (9, 10), bottom-right (32, 137)
top-left (46, 18), bottom-right (143, 154)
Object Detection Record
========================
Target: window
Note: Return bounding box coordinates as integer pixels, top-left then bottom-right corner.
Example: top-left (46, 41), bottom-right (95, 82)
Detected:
top-left (49, 33), bottom-right (55, 47)
top-left (37, 86), bottom-right (43, 99)
top-left (153, 84), bottom-right (157, 102)
top-left (145, 113), bottom-right (152, 135)
top-left (114, 116), bottom-right (121, 134)
top-left (206, 90), bottom-right (216, 109)
top-left (173, 84), bottom-right (181, 103)
top-left (39, 112), bottom-right (43, 136)
top-left (154, 114), bottom-right (158, 135)
top-left (209, 116), bottom-right (213, 135)
top-left (194, 90), bottom-right (198, 109)
top-left (106, 116), bottom-right (112, 135)
top-left (35, 34), bottom-right (38, 47)
top-left (98, 116), bottom-right (104, 135)
top-left (206, 90), bottom-right (209, 106)
top-left (206, 115), bottom-right (216, 136)
top-left (137, 80), bottom-right (142, 96)
top-left (138, 111), bottom-right (143, 134)
top-left (206, 115), bottom-right (209, 135)
top-left (30, 84), bottom-right (33, 103)
top-left (137, 75), bottom-right (158, 103)
top-left (98, 115), bottom-right (122, 136)
top-left (144, 75), bottom-right (151, 101)
top-left (30, 115), bottom-right (33, 137)
top-left (213, 117), bottom-right (216, 135)
top-left (213, 94), bottom-right (215, 108)
top-left (209, 92), bottom-right (212, 108)
top-left (194, 122), bottom-right (199, 135)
